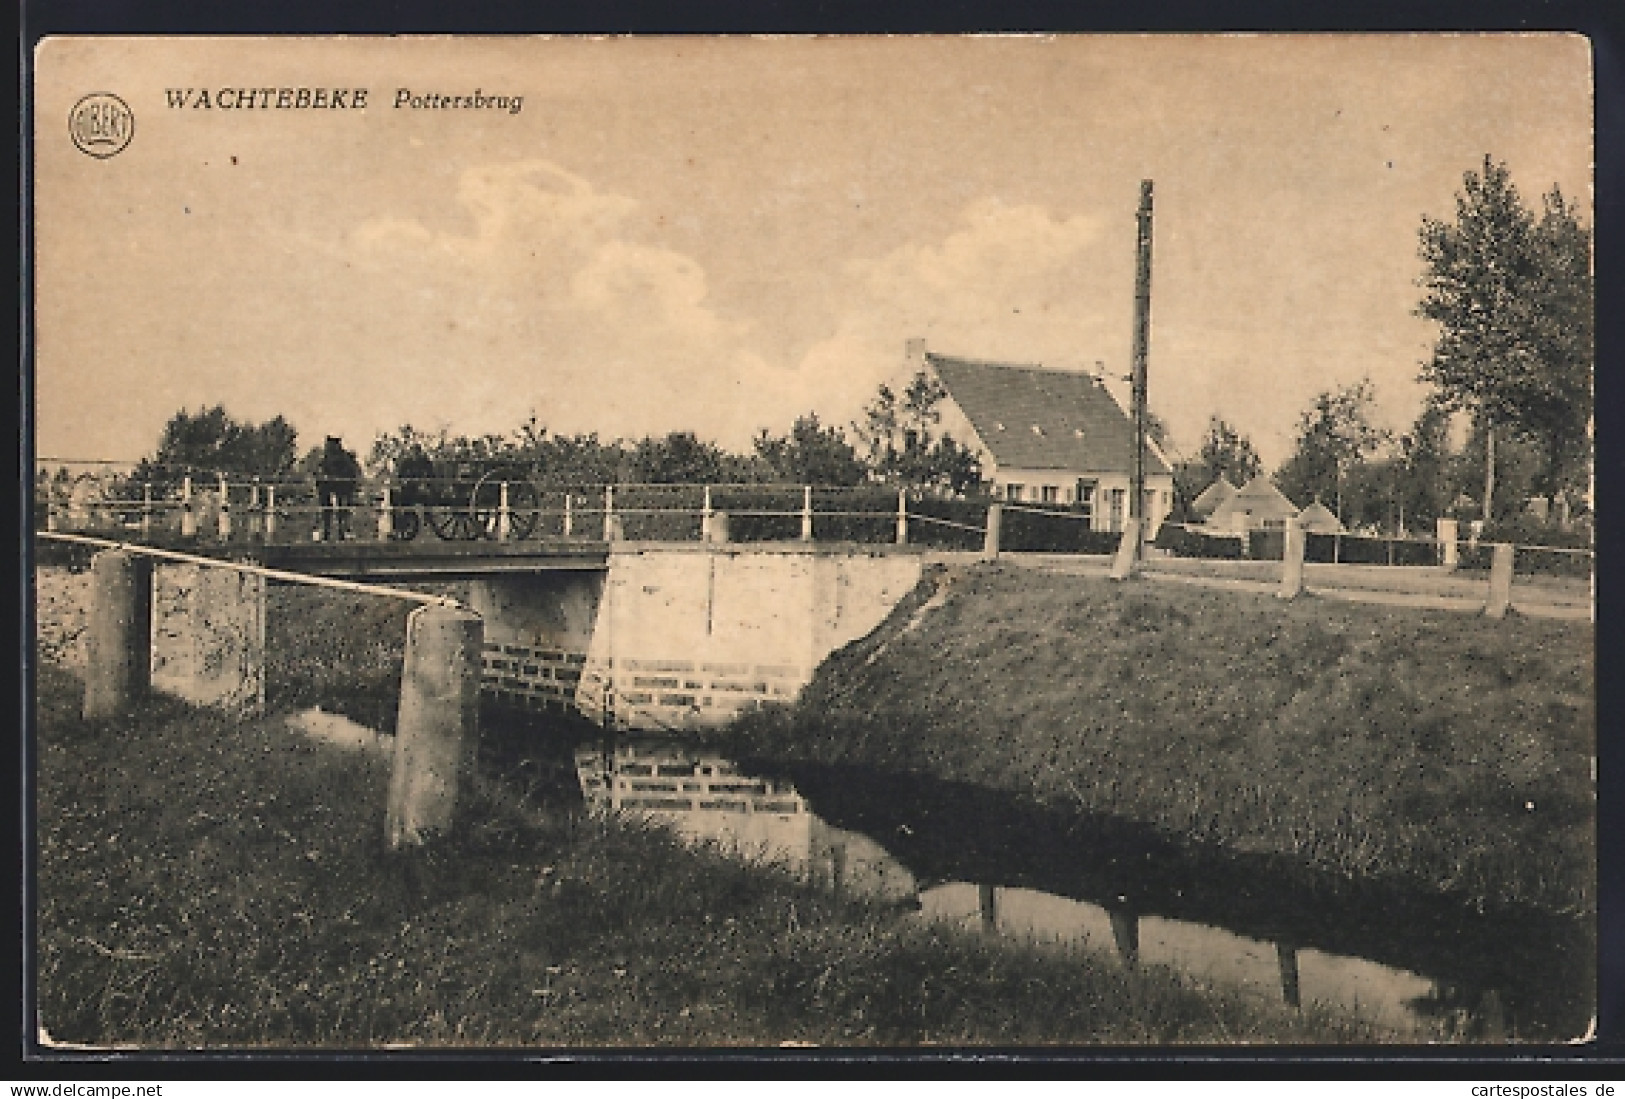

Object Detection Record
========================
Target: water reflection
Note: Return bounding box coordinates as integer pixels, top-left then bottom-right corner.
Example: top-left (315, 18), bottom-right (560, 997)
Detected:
top-left (576, 737), bottom-right (917, 904)
top-left (575, 735), bottom-right (1572, 1040)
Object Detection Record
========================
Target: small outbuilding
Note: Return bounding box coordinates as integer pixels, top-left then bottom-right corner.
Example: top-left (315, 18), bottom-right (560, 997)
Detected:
top-left (1189, 476), bottom-right (1239, 522)
top-left (1295, 499), bottom-right (1345, 535)
top-left (1205, 476), bottom-right (1300, 534)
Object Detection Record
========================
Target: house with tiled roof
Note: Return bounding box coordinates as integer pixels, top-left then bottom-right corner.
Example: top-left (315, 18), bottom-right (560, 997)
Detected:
top-left (909, 340), bottom-right (1175, 535)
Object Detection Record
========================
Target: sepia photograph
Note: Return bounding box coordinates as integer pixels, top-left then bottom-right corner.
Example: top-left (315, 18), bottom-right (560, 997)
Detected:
top-left (29, 34), bottom-right (1595, 1050)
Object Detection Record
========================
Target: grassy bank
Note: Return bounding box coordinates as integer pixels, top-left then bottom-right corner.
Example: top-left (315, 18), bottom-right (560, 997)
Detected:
top-left (35, 663), bottom-right (1404, 1047)
top-left (723, 564), bottom-right (1595, 917)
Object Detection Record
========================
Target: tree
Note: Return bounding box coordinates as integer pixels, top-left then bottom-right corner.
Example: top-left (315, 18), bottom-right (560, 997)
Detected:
top-left (1394, 397), bottom-right (1453, 531)
top-left (1196, 417), bottom-right (1263, 485)
top-left (1275, 379), bottom-right (1391, 518)
top-left (131, 405), bottom-right (298, 489)
top-left (631, 431), bottom-right (727, 485)
top-left (753, 414), bottom-right (867, 486)
top-left (855, 370), bottom-right (984, 494)
top-left (1416, 157), bottom-right (1593, 511)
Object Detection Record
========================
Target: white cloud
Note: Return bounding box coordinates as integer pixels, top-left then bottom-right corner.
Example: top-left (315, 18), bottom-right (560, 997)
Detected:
top-left (334, 159), bottom-right (771, 446)
top-left (781, 199), bottom-right (1117, 434)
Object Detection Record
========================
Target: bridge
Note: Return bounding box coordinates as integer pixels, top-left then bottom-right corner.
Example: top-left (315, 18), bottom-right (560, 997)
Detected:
top-left (42, 478), bottom-right (989, 743)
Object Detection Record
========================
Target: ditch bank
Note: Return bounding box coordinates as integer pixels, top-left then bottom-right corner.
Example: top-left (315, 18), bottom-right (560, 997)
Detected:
top-left (718, 562), bottom-right (1596, 921)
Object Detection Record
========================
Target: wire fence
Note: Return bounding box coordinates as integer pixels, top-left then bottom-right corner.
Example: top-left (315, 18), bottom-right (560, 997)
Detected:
top-left (35, 470), bottom-right (1594, 579)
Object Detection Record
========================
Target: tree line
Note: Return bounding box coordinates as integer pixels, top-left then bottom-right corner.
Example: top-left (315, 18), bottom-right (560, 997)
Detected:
top-left (91, 376), bottom-right (983, 500)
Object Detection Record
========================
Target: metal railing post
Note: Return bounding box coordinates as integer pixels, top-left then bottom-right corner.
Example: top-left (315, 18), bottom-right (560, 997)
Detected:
top-left (265, 485), bottom-right (278, 539)
top-left (701, 485), bottom-right (713, 542)
top-left (896, 488), bottom-right (908, 545)
top-left (801, 485), bottom-right (813, 541)
top-left (140, 483), bottom-right (152, 537)
top-left (378, 484), bottom-right (394, 540)
top-left (563, 492), bottom-right (574, 538)
top-left (180, 475), bottom-right (197, 538)
top-left (498, 482), bottom-right (511, 541)
top-left (603, 484), bottom-right (616, 541)
top-left (216, 474), bottom-right (231, 541)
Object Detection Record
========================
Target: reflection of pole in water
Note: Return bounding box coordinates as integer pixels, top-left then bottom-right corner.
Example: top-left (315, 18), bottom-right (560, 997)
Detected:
top-left (1276, 942), bottom-right (1301, 1009)
top-left (978, 883), bottom-right (997, 935)
top-left (1478, 988), bottom-right (1507, 1041)
top-left (1109, 905), bottom-right (1139, 968)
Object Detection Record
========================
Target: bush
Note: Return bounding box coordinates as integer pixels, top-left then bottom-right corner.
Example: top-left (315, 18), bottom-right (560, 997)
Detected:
top-left (1306, 533), bottom-right (1442, 567)
top-left (999, 506), bottom-right (1119, 553)
top-left (1154, 524), bottom-right (1244, 560)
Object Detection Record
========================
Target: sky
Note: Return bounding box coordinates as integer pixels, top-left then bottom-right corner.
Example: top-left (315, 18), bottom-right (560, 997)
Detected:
top-left (34, 35), bottom-right (1592, 470)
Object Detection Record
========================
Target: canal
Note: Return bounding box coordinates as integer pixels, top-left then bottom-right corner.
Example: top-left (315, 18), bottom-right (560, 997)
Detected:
top-left (431, 704), bottom-right (1597, 1043)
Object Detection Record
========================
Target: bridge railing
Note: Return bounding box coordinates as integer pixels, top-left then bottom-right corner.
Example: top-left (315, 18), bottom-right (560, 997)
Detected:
top-left (40, 477), bottom-right (997, 551)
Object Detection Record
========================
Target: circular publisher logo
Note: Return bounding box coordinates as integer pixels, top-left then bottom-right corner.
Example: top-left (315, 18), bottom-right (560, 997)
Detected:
top-left (68, 93), bottom-right (134, 159)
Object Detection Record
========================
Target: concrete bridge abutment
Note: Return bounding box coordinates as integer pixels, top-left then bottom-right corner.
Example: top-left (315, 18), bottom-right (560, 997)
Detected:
top-left (467, 571), bottom-right (604, 711)
top-left (571, 544), bottom-right (924, 731)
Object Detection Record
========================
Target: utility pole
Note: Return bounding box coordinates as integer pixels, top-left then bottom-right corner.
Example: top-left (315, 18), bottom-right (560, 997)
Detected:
top-left (1129, 179), bottom-right (1155, 559)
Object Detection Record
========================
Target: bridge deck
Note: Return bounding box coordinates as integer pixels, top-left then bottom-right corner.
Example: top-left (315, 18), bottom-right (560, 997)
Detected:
top-left (256, 539), bottom-right (612, 578)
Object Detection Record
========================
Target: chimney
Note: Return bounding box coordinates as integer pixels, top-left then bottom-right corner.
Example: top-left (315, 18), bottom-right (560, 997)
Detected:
top-left (904, 337), bottom-right (928, 374)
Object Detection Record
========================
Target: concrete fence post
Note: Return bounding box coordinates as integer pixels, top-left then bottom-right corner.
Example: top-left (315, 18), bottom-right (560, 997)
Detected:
top-left (1109, 905), bottom-right (1139, 968)
top-left (1278, 517), bottom-right (1305, 600)
top-left (140, 483), bottom-right (153, 537)
top-left (1108, 519), bottom-right (1141, 581)
top-left (45, 497), bottom-right (59, 532)
top-left (83, 550), bottom-right (154, 721)
top-left (603, 485), bottom-right (616, 541)
top-left (386, 605), bottom-right (484, 848)
top-left (216, 475), bottom-right (231, 541)
top-left (1437, 517), bottom-right (1459, 571)
top-left (265, 485), bottom-right (278, 539)
top-left (377, 485), bottom-right (393, 540)
top-left (563, 492), bottom-right (574, 538)
top-left (978, 883), bottom-right (998, 935)
top-left (1277, 943), bottom-right (1302, 1009)
top-left (1484, 542), bottom-right (1515, 619)
top-left (895, 488), bottom-right (908, 546)
top-left (701, 485), bottom-right (713, 542)
top-left (248, 483), bottom-right (262, 539)
top-left (983, 503), bottom-right (1003, 561)
top-left (497, 482), bottom-right (511, 542)
top-left (708, 510), bottom-right (730, 544)
top-left (801, 486), bottom-right (814, 541)
top-left (180, 476), bottom-right (197, 538)
top-left (830, 840), bottom-right (847, 899)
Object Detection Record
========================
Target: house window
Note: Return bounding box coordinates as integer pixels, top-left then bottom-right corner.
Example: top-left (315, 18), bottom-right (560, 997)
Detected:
top-left (1005, 483), bottom-right (1025, 502)
top-left (1075, 481), bottom-right (1095, 524)
top-left (1041, 485), bottom-right (1060, 504)
top-left (1108, 488), bottom-right (1126, 532)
